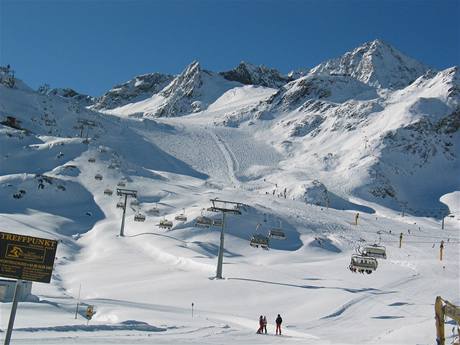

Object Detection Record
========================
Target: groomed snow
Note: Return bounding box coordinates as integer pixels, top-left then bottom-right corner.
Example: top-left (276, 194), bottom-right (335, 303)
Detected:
top-left (1, 51), bottom-right (459, 344)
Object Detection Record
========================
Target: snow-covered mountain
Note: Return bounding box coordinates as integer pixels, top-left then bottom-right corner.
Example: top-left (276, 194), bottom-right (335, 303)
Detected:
top-left (1, 40), bottom-right (459, 345)
top-left (220, 61), bottom-right (291, 88)
top-left (107, 61), bottom-right (241, 117)
top-left (308, 39), bottom-right (430, 89)
top-left (92, 72), bottom-right (174, 110)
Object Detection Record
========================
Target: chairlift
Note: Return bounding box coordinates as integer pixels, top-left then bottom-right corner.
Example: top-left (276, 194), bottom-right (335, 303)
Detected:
top-left (213, 218), bottom-right (223, 227)
top-left (359, 244), bottom-right (387, 259)
top-left (195, 209), bottom-right (213, 227)
top-left (250, 234), bottom-right (270, 250)
top-left (94, 174), bottom-right (103, 181)
top-left (88, 157), bottom-right (96, 163)
top-left (130, 199), bottom-right (140, 207)
top-left (134, 213), bottom-right (146, 222)
top-left (195, 216), bottom-right (213, 227)
top-left (116, 201), bottom-right (125, 208)
top-left (175, 209), bottom-right (187, 222)
top-left (250, 224), bottom-right (270, 249)
top-left (269, 220), bottom-right (286, 240)
top-left (348, 254), bottom-right (378, 274)
top-left (158, 219), bottom-right (173, 229)
top-left (117, 181), bottom-right (126, 187)
top-left (104, 188), bottom-right (113, 196)
top-left (148, 204), bottom-right (160, 215)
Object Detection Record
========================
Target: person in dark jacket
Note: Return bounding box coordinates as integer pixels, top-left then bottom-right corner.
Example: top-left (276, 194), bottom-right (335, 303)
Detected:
top-left (263, 316), bottom-right (267, 334)
top-left (275, 314), bottom-right (282, 335)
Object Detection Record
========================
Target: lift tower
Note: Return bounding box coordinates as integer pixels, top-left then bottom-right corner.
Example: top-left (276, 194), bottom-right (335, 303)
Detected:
top-left (207, 199), bottom-right (243, 279)
top-left (116, 188), bottom-right (137, 237)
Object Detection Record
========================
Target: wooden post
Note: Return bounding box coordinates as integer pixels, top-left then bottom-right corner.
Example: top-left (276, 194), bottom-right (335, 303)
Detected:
top-left (440, 241), bottom-right (444, 261)
top-left (399, 233), bottom-right (403, 248)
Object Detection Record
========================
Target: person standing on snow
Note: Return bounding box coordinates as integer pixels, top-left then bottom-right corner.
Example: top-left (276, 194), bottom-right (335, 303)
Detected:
top-left (263, 316), bottom-right (267, 334)
top-left (257, 315), bottom-right (264, 334)
top-left (275, 314), bottom-right (282, 335)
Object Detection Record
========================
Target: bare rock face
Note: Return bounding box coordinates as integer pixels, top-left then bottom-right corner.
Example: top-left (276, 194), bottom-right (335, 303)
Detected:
top-left (92, 72), bottom-right (174, 110)
top-left (48, 88), bottom-right (95, 106)
top-left (291, 180), bottom-right (330, 206)
top-left (220, 62), bottom-right (291, 89)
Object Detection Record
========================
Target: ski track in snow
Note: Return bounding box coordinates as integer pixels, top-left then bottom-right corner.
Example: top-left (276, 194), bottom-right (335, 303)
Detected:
top-left (208, 130), bottom-right (239, 187)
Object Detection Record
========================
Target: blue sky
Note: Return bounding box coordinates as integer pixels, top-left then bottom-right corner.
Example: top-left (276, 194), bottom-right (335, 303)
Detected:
top-left (1, 0), bottom-right (459, 96)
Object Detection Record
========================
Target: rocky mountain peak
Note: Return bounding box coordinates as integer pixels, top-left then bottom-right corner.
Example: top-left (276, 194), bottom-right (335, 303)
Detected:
top-left (48, 88), bottom-right (95, 106)
top-left (308, 39), bottom-right (430, 89)
top-left (220, 61), bottom-right (291, 88)
top-left (92, 72), bottom-right (174, 110)
top-left (160, 61), bottom-right (202, 99)
top-left (152, 61), bottom-right (240, 117)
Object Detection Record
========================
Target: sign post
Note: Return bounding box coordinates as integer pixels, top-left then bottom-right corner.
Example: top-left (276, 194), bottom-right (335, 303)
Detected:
top-left (0, 231), bottom-right (58, 345)
top-left (3, 280), bottom-right (22, 345)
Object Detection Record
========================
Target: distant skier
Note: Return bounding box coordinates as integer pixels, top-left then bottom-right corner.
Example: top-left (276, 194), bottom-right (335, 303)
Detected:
top-left (257, 315), bottom-right (264, 334)
top-left (275, 314), bottom-right (282, 335)
top-left (263, 316), bottom-right (267, 334)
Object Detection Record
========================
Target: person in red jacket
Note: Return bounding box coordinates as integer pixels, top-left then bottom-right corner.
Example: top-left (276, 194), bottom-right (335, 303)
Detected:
top-left (257, 315), bottom-right (264, 334)
top-left (275, 314), bottom-right (282, 335)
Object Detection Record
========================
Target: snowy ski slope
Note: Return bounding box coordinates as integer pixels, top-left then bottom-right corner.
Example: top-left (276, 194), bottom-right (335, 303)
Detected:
top-left (1, 45), bottom-right (459, 344)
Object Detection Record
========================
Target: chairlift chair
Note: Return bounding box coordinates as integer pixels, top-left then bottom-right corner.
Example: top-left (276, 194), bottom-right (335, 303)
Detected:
top-left (149, 205), bottom-right (160, 215)
top-left (250, 224), bottom-right (270, 249)
top-left (88, 157), bottom-right (96, 163)
top-left (269, 229), bottom-right (286, 240)
top-left (158, 219), bottom-right (173, 229)
top-left (175, 209), bottom-right (187, 222)
top-left (116, 201), bottom-right (125, 208)
top-left (250, 234), bottom-right (270, 250)
top-left (195, 209), bottom-right (213, 228)
top-left (269, 220), bottom-right (286, 240)
top-left (94, 174), bottom-right (103, 181)
top-left (348, 254), bottom-right (378, 274)
top-left (130, 199), bottom-right (140, 207)
top-left (104, 188), bottom-right (113, 196)
top-left (213, 218), bottom-right (223, 227)
top-left (195, 216), bottom-right (213, 227)
top-left (360, 244), bottom-right (387, 259)
top-left (117, 181), bottom-right (126, 187)
top-left (134, 213), bottom-right (146, 222)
